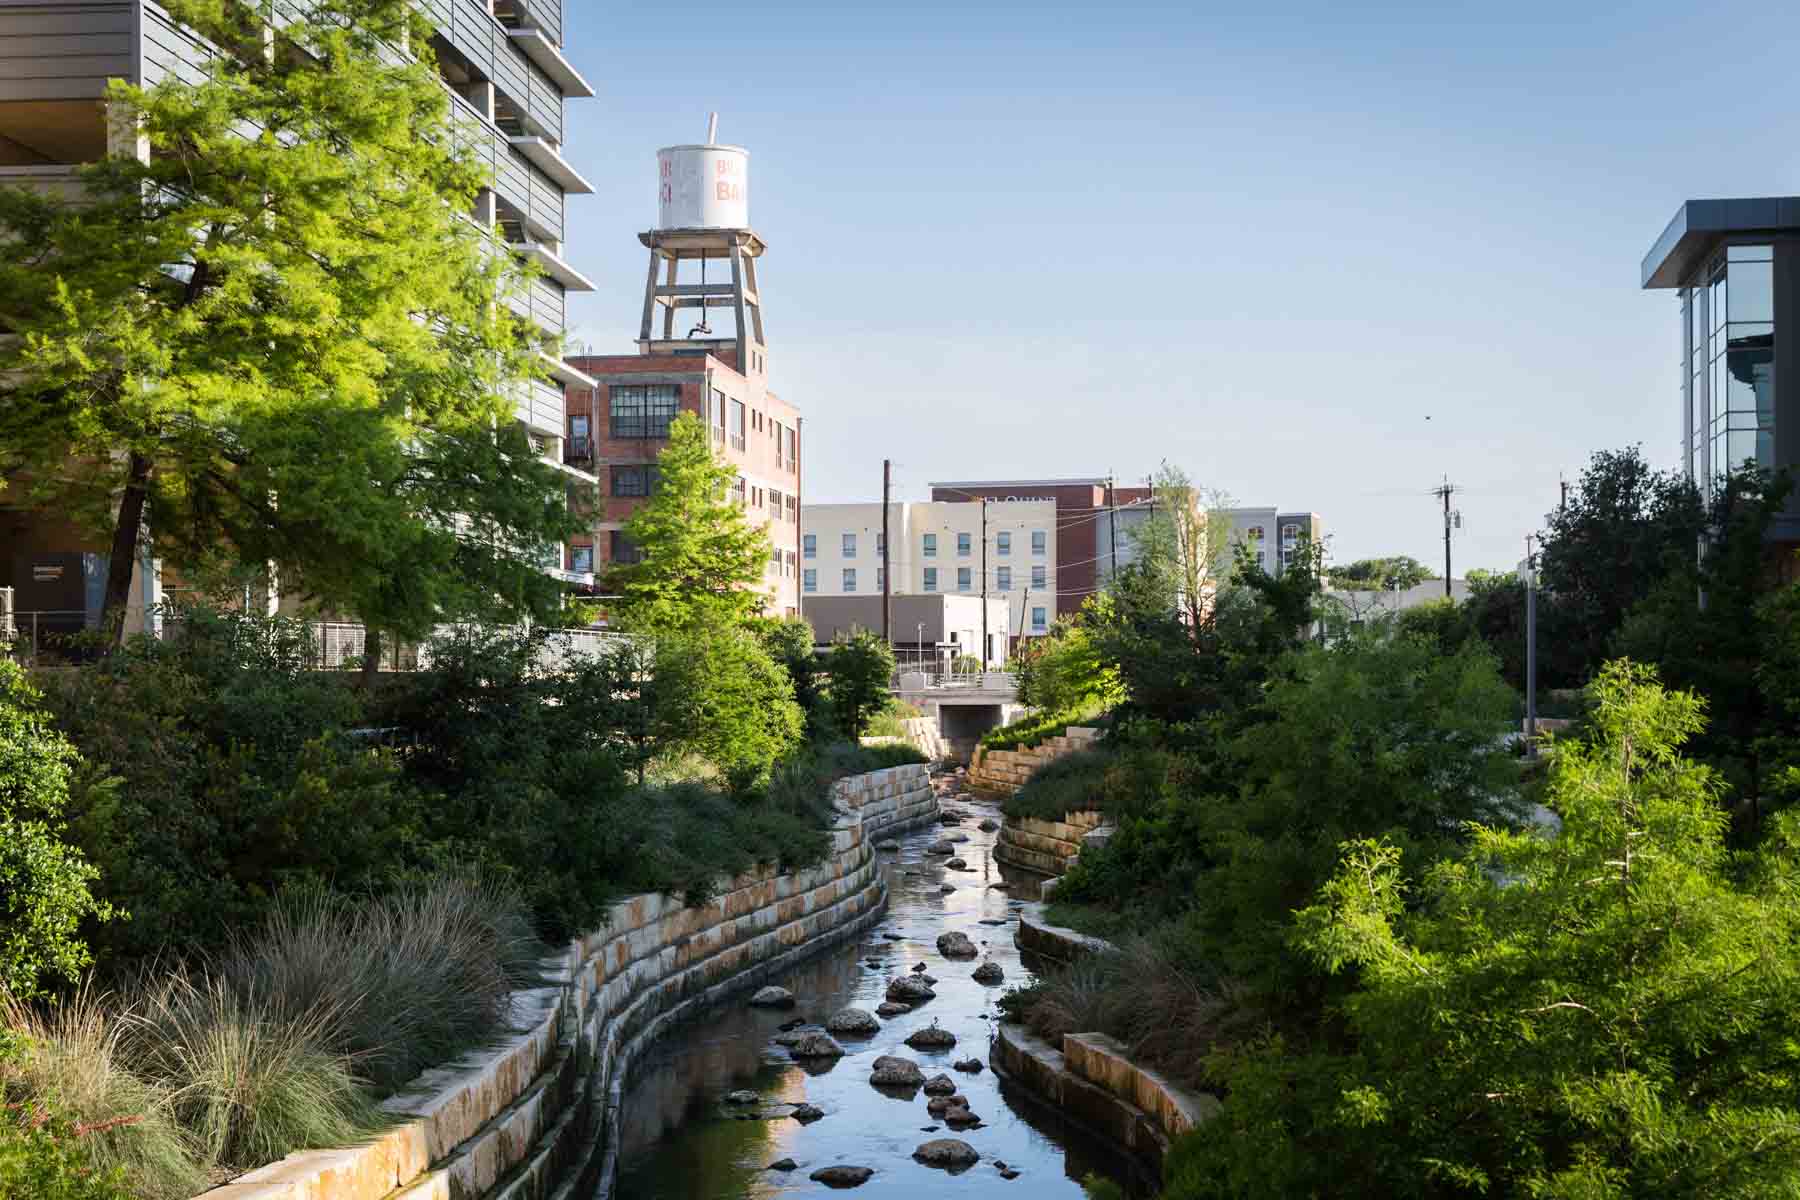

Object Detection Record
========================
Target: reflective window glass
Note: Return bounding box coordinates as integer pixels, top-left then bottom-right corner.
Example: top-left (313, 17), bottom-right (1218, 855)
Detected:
top-left (1031, 565), bottom-right (1046, 589)
top-left (803, 569), bottom-right (816, 593)
top-left (1725, 345), bottom-right (1774, 417)
top-left (1728, 260), bottom-right (1774, 324)
top-left (1728, 244), bottom-right (1773, 262)
top-left (957, 567), bottom-right (971, 591)
top-left (957, 532), bottom-right (972, 556)
top-left (996, 566), bottom-right (1012, 591)
top-left (1710, 269), bottom-right (1728, 333)
top-left (843, 533), bottom-right (856, 556)
top-left (843, 568), bottom-right (856, 591)
top-left (803, 533), bottom-right (816, 559)
top-left (923, 568), bottom-right (937, 592)
top-left (923, 533), bottom-right (937, 557)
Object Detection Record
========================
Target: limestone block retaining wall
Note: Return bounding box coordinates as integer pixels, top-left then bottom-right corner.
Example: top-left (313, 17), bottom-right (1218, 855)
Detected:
top-left (991, 1023), bottom-right (1217, 1169)
top-left (199, 763), bottom-right (937, 1200)
top-left (993, 809), bottom-right (1106, 876)
top-left (860, 717), bottom-right (951, 762)
top-left (1015, 905), bottom-right (1115, 964)
top-left (967, 724), bottom-right (1100, 796)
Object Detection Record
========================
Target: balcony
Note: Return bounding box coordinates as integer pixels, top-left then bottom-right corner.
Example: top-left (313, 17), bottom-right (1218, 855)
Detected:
top-left (517, 241), bottom-right (593, 291)
top-left (507, 28), bottom-right (593, 97)
top-left (0, 164), bottom-right (87, 203)
top-left (563, 435), bottom-right (592, 465)
top-left (507, 135), bottom-right (592, 193)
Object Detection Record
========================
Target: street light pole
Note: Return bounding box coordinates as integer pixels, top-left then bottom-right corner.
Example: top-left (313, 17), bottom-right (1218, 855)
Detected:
top-left (980, 497), bottom-right (989, 670)
top-left (1524, 534), bottom-right (1538, 757)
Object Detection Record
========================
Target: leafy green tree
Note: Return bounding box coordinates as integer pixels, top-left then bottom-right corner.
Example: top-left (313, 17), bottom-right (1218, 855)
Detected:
top-left (1127, 463), bottom-right (1234, 631)
top-left (757, 617), bottom-right (834, 740)
top-left (1015, 598), bottom-right (1124, 716)
top-left (1331, 556), bottom-right (1432, 592)
top-left (1539, 447), bottom-right (1705, 681)
top-left (607, 412), bottom-right (770, 633)
top-left (643, 621), bottom-right (804, 788)
top-left (0, 660), bottom-right (114, 998)
top-left (0, 0), bottom-right (582, 647)
top-left (823, 631), bottom-right (896, 740)
top-left (1174, 661), bottom-right (1800, 1199)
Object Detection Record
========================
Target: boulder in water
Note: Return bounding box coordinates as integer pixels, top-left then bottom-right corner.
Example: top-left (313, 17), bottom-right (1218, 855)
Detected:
top-left (922, 1073), bottom-right (957, 1096)
top-left (906, 1024), bottom-right (957, 1050)
top-left (869, 1055), bottom-right (925, 1086)
top-left (769, 1158), bottom-right (798, 1170)
top-left (748, 986), bottom-right (795, 1009)
top-left (913, 1138), bottom-right (980, 1170)
top-left (788, 1032), bottom-right (846, 1059)
top-left (725, 1089), bottom-right (759, 1104)
top-left (886, 976), bottom-right (936, 1003)
top-left (876, 1001), bottom-right (911, 1017)
top-left (973, 961), bottom-right (1004, 984)
top-left (937, 931), bottom-right (978, 958)
top-left (925, 840), bottom-right (955, 855)
top-left (791, 1103), bottom-right (825, 1123)
top-left (825, 1007), bottom-right (880, 1035)
top-left (810, 1165), bottom-right (874, 1188)
top-left (953, 1057), bottom-right (985, 1073)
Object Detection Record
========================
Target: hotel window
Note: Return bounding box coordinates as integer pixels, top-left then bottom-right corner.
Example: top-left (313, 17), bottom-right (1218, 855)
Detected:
top-left (996, 531), bottom-right (1011, 556)
top-left (842, 533), bottom-right (857, 557)
top-left (843, 568), bottom-right (857, 591)
top-left (803, 568), bottom-right (817, 593)
top-left (957, 567), bottom-right (971, 591)
top-left (923, 567), bottom-right (937, 592)
top-left (785, 426), bottom-right (797, 471)
top-left (711, 389), bottom-right (727, 441)
top-left (729, 399), bottom-right (746, 450)
top-left (568, 544), bottom-right (593, 574)
top-left (609, 385), bottom-right (679, 439)
top-left (608, 531), bottom-right (644, 565)
top-left (610, 465), bottom-right (660, 496)
top-left (877, 566), bottom-right (885, 591)
top-left (957, 532), bottom-right (972, 557)
top-left (803, 533), bottom-right (816, 559)
top-left (1281, 523), bottom-right (1301, 568)
top-left (785, 495), bottom-right (798, 522)
top-left (1246, 525), bottom-right (1267, 568)
top-left (1031, 606), bottom-right (1047, 631)
top-left (768, 488), bottom-right (783, 518)
top-left (922, 533), bottom-right (937, 558)
top-left (1031, 564), bottom-right (1046, 589)
top-left (876, 533), bottom-right (885, 556)
top-left (996, 566), bottom-right (1012, 591)
top-left (1031, 530), bottom-right (1046, 555)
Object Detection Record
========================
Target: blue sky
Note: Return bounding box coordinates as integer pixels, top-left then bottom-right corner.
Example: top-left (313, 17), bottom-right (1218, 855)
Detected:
top-left (555, 0), bottom-right (1798, 572)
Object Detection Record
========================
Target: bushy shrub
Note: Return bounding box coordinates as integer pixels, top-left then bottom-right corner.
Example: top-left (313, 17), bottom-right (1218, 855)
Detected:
top-left (823, 631), bottom-right (895, 740)
top-left (978, 699), bottom-right (1108, 752)
top-left (1004, 744), bottom-right (1179, 823)
top-left (0, 1043), bottom-right (135, 1200)
top-left (0, 660), bottom-right (114, 999)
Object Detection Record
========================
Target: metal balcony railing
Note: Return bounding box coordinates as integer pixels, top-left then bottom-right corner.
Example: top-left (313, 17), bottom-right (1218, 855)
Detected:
top-left (564, 435), bottom-right (592, 464)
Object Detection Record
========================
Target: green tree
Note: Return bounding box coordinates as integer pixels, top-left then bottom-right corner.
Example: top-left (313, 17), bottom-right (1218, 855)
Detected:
top-left (757, 617), bottom-right (834, 740)
top-left (1015, 599), bottom-right (1123, 715)
top-left (1127, 463), bottom-right (1234, 631)
top-left (607, 412), bottom-right (770, 633)
top-left (823, 631), bottom-right (895, 740)
top-left (0, 0), bottom-right (583, 648)
top-left (1330, 556), bottom-right (1432, 592)
top-left (1174, 661), bottom-right (1800, 1199)
top-left (1539, 447), bottom-right (1705, 681)
top-left (0, 660), bottom-right (115, 998)
top-left (643, 621), bottom-right (804, 787)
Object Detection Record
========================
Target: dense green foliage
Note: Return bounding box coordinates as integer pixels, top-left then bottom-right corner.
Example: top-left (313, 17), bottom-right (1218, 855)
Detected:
top-left (1178, 664), bottom-right (1800, 1199)
top-left (0, 662), bottom-right (114, 1000)
top-left (1014, 599), bottom-right (1124, 716)
top-left (0, 1039), bottom-right (134, 1200)
top-left (978, 699), bottom-right (1108, 752)
top-left (0, 0), bottom-right (583, 642)
top-left (1330, 555), bottom-right (1432, 591)
top-left (822, 631), bottom-right (896, 740)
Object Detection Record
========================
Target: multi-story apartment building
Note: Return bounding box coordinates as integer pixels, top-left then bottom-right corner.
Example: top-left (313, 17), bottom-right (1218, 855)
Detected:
top-left (1225, 508), bottom-right (1325, 575)
top-left (0, 0), bottom-right (598, 633)
top-left (566, 127), bottom-right (801, 616)
top-left (802, 500), bottom-right (1058, 647)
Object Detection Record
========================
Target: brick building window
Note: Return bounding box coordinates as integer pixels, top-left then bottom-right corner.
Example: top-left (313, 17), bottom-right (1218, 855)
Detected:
top-left (732, 476), bottom-right (747, 505)
top-left (784, 426), bottom-right (797, 472)
top-left (769, 488), bottom-right (783, 519)
top-left (711, 389), bottom-right (727, 441)
top-left (568, 544), bottom-right (593, 574)
top-left (877, 566), bottom-right (885, 591)
top-left (609, 531), bottom-right (644, 565)
top-left (729, 400), bottom-right (746, 451)
top-left (786, 495), bottom-right (798, 522)
top-left (610, 465), bottom-right (660, 496)
top-left (609, 385), bottom-right (679, 439)
top-left (923, 567), bottom-right (937, 592)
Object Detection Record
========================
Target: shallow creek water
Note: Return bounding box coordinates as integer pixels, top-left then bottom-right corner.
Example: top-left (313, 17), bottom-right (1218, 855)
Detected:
top-left (610, 774), bottom-right (1148, 1198)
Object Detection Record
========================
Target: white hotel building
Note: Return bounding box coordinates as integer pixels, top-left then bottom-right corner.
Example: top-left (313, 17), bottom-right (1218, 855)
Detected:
top-left (801, 501), bottom-right (1059, 642)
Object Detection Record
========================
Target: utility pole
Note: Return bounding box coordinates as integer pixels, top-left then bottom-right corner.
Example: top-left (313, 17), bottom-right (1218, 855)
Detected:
top-left (881, 458), bottom-right (892, 643)
top-left (1524, 533), bottom-right (1538, 757)
top-left (979, 497), bottom-right (990, 670)
top-left (1559, 473), bottom-right (1569, 513)
top-left (1106, 473), bottom-right (1119, 585)
top-left (1433, 479), bottom-right (1460, 598)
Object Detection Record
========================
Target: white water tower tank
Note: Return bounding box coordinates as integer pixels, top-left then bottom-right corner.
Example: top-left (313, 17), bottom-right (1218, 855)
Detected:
top-left (657, 113), bottom-right (749, 229)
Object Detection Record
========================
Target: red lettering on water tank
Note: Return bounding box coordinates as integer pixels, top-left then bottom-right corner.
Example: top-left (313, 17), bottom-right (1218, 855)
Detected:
top-left (715, 182), bottom-right (740, 202)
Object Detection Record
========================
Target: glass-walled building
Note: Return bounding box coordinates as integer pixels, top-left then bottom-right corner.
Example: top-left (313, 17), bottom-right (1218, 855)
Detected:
top-left (1644, 199), bottom-right (1800, 536)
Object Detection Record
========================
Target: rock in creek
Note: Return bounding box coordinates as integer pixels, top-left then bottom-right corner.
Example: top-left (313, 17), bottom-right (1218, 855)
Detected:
top-left (978, 918), bottom-right (1008, 926)
top-left (788, 1032), bottom-right (846, 1059)
top-left (973, 961), bottom-right (1004, 984)
top-left (768, 1158), bottom-right (798, 1171)
top-left (825, 1007), bottom-right (881, 1035)
top-left (944, 1104), bottom-right (980, 1128)
top-left (925, 840), bottom-right (955, 855)
top-left (906, 1024), bottom-right (957, 1050)
top-left (810, 1165), bottom-right (874, 1188)
top-left (778, 1017), bottom-right (805, 1031)
top-left (1001, 1167), bottom-right (1022, 1179)
top-left (948, 832), bottom-right (971, 843)
top-left (876, 1001), bottom-right (912, 1017)
top-left (881, 933), bottom-right (905, 941)
top-left (869, 1055), bottom-right (925, 1086)
top-left (886, 976), bottom-right (936, 1003)
top-left (925, 1093), bottom-right (969, 1117)
top-left (922, 1073), bottom-right (957, 1096)
top-left (945, 858), bottom-right (968, 869)
top-left (725, 1089), bottom-right (759, 1104)
top-left (978, 818), bottom-right (1000, 831)
top-left (913, 1138), bottom-right (981, 1170)
top-left (953, 1058), bottom-right (985, 1073)
top-left (875, 839), bottom-right (900, 850)
top-left (937, 930), bottom-right (978, 958)
top-left (748, 986), bottom-right (795, 1009)
top-left (939, 884), bottom-right (957, 894)
top-left (791, 1103), bottom-right (826, 1123)
top-left (912, 961), bottom-right (928, 973)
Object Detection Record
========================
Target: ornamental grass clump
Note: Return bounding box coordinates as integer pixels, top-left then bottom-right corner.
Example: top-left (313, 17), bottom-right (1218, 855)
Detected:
top-left (0, 988), bottom-right (204, 1200)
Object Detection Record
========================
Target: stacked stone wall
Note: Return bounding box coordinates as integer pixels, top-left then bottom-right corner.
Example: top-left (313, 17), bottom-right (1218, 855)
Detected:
top-left (966, 724), bottom-right (1100, 796)
top-left (198, 764), bottom-right (938, 1200)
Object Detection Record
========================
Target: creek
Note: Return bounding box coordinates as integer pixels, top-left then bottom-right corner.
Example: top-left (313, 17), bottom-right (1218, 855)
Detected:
top-left (610, 772), bottom-right (1148, 1198)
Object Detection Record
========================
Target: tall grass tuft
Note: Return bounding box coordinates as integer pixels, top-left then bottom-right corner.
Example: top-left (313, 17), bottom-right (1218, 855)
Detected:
top-left (0, 988), bottom-right (205, 1200)
top-left (215, 875), bottom-right (542, 1092)
top-left (126, 969), bottom-right (376, 1171)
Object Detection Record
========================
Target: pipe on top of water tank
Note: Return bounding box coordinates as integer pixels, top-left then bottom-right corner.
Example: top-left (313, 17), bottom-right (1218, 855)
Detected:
top-left (706, 111), bottom-right (718, 145)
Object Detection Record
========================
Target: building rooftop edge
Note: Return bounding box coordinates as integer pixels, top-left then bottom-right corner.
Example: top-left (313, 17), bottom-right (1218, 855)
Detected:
top-left (1642, 196), bottom-right (1800, 289)
top-left (928, 478), bottom-right (1112, 489)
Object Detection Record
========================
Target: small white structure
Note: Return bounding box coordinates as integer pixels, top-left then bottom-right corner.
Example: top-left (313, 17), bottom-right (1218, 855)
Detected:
top-left (656, 117), bottom-right (749, 229)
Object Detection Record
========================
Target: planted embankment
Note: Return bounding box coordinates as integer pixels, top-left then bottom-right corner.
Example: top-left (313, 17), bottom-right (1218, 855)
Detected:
top-left (199, 763), bottom-right (938, 1200)
top-left (966, 724), bottom-right (1100, 796)
top-left (995, 906), bottom-right (1219, 1171)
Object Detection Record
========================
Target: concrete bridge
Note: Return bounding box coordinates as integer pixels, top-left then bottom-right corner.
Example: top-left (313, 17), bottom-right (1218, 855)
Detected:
top-left (895, 670), bottom-right (1026, 760)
